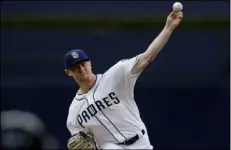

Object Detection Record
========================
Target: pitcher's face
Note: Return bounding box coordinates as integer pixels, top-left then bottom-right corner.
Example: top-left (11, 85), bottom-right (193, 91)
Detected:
top-left (65, 60), bottom-right (92, 81)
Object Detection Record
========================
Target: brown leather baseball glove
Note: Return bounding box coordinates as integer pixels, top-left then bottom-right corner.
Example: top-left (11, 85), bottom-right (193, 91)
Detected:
top-left (67, 131), bottom-right (97, 150)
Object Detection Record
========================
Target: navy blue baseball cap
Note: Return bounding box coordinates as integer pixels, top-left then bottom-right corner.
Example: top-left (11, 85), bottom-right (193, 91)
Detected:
top-left (64, 49), bottom-right (90, 69)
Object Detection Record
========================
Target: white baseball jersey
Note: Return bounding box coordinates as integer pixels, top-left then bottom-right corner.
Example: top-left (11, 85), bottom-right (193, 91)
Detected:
top-left (66, 55), bottom-right (153, 149)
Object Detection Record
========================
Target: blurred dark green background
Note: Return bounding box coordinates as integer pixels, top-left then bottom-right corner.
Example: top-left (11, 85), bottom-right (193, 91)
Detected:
top-left (1, 1), bottom-right (230, 150)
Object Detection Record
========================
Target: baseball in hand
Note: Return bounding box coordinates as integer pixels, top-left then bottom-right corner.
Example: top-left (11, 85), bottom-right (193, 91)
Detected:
top-left (173, 2), bottom-right (183, 12)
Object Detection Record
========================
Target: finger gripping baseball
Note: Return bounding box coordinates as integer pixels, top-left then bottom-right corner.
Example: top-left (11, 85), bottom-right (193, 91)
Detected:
top-left (68, 132), bottom-right (97, 150)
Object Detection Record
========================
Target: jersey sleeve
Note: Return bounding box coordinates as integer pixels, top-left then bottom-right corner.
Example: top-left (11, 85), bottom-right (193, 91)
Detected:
top-left (67, 118), bottom-right (82, 136)
top-left (66, 102), bottom-right (89, 136)
top-left (105, 54), bottom-right (142, 88)
top-left (117, 54), bottom-right (142, 77)
top-left (102, 54), bottom-right (143, 102)
top-left (66, 121), bottom-right (81, 136)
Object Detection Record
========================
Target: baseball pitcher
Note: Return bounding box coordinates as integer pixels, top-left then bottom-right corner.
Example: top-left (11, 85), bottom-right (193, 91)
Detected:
top-left (65, 10), bottom-right (183, 149)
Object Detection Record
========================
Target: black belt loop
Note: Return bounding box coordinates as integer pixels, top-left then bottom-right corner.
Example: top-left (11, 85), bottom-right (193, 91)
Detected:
top-left (117, 129), bottom-right (145, 146)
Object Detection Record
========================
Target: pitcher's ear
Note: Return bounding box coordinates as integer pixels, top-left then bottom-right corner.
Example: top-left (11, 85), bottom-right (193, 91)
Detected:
top-left (65, 69), bottom-right (72, 76)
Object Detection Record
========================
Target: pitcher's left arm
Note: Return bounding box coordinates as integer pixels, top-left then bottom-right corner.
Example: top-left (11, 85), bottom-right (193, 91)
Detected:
top-left (131, 11), bottom-right (183, 75)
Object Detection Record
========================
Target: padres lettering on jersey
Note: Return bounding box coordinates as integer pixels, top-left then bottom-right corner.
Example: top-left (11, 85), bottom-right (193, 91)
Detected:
top-left (77, 92), bottom-right (120, 128)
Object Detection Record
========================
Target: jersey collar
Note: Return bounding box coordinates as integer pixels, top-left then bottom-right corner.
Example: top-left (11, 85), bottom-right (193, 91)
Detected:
top-left (75, 74), bottom-right (102, 100)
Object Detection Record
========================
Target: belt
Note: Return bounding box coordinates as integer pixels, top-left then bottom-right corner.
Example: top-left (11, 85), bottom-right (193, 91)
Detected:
top-left (117, 129), bottom-right (145, 146)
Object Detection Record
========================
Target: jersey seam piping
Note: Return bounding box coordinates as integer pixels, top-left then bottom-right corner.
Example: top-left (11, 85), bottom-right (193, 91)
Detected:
top-left (93, 74), bottom-right (128, 141)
